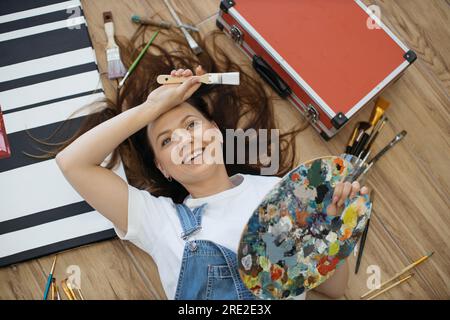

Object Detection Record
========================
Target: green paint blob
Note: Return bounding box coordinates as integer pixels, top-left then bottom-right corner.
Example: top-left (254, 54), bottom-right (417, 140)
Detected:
top-left (307, 160), bottom-right (323, 188)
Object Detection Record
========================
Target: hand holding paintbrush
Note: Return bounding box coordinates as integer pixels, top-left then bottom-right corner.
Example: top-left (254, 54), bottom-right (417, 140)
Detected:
top-left (145, 67), bottom-right (207, 117)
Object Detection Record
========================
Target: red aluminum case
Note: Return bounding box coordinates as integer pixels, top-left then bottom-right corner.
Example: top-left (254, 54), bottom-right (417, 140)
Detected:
top-left (217, 0), bottom-right (416, 139)
top-left (0, 105), bottom-right (11, 159)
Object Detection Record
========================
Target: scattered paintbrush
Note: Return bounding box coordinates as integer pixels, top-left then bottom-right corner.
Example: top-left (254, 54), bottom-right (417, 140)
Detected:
top-left (131, 14), bottom-right (199, 32)
top-left (361, 116), bottom-right (388, 158)
top-left (361, 252), bottom-right (433, 299)
top-left (118, 30), bottom-right (159, 89)
top-left (369, 96), bottom-right (390, 127)
top-left (131, 15), bottom-right (172, 29)
top-left (61, 278), bottom-right (75, 300)
top-left (103, 12), bottom-right (127, 80)
top-left (366, 274), bottom-right (414, 300)
top-left (355, 190), bottom-right (375, 274)
top-left (348, 122), bottom-right (371, 155)
top-left (368, 130), bottom-right (407, 166)
top-left (157, 72), bottom-right (240, 85)
top-left (164, 0), bottom-right (202, 54)
top-left (43, 255), bottom-right (57, 300)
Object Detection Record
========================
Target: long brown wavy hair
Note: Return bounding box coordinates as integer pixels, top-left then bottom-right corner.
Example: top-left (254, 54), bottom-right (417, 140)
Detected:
top-left (33, 24), bottom-right (308, 203)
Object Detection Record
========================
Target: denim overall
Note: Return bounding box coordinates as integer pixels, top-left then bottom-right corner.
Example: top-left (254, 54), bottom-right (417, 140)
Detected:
top-left (173, 203), bottom-right (256, 300)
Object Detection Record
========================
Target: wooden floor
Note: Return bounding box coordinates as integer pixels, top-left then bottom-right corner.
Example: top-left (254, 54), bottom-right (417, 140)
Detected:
top-left (1, 0), bottom-right (449, 300)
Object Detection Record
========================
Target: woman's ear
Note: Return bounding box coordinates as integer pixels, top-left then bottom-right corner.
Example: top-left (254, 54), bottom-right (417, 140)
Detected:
top-left (155, 160), bottom-right (169, 179)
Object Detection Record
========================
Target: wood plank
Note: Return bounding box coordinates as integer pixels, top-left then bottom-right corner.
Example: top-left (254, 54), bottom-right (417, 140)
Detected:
top-left (1, 0), bottom-right (448, 300)
top-left (362, 0), bottom-right (450, 95)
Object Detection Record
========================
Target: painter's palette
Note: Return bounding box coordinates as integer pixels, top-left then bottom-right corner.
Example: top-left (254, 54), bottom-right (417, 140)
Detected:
top-left (238, 156), bottom-right (372, 299)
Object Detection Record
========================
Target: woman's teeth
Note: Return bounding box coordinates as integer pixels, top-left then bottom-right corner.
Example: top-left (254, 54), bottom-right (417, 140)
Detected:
top-left (183, 148), bottom-right (203, 164)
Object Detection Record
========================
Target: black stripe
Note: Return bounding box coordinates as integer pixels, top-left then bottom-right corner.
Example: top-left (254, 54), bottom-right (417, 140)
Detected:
top-left (0, 0), bottom-right (68, 15)
top-left (0, 7), bottom-right (84, 33)
top-left (0, 62), bottom-right (98, 91)
top-left (0, 116), bottom-right (85, 173)
top-left (0, 24), bottom-right (91, 67)
top-left (0, 229), bottom-right (116, 267)
top-left (0, 201), bottom-right (94, 235)
top-left (2, 88), bottom-right (103, 115)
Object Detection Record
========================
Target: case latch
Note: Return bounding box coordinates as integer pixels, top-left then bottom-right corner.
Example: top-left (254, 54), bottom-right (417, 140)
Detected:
top-left (230, 25), bottom-right (243, 44)
top-left (306, 104), bottom-right (319, 124)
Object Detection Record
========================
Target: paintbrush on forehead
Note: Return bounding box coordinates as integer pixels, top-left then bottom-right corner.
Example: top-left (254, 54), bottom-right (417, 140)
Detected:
top-left (157, 72), bottom-right (240, 85)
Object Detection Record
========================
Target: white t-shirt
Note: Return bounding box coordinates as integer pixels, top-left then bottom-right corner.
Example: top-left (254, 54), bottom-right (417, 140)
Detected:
top-left (114, 173), bottom-right (306, 300)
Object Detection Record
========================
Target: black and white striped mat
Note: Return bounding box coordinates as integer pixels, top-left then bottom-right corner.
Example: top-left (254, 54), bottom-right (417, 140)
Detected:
top-left (0, 0), bottom-right (126, 267)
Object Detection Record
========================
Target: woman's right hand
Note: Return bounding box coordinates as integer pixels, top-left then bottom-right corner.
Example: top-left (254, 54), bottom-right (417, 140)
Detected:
top-left (145, 65), bottom-right (206, 115)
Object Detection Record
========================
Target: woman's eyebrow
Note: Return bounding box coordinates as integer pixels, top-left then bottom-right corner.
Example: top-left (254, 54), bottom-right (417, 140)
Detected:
top-left (156, 114), bottom-right (197, 142)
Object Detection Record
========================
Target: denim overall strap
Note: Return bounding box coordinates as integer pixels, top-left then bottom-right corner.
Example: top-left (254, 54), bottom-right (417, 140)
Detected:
top-left (176, 203), bottom-right (207, 240)
top-left (214, 244), bottom-right (256, 300)
top-left (173, 203), bottom-right (255, 300)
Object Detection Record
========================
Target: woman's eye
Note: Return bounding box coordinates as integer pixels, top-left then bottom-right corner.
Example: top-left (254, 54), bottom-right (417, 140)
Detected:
top-left (161, 137), bottom-right (171, 147)
top-left (187, 120), bottom-right (200, 130)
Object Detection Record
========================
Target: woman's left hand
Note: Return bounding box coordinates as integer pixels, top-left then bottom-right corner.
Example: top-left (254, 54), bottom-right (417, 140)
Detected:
top-left (327, 181), bottom-right (369, 216)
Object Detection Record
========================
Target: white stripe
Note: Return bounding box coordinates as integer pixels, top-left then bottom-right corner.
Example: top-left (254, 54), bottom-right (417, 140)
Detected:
top-left (0, 211), bottom-right (113, 258)
top-left (0, 70), bottom-right (101, 112)
top-left (227, 8), bottom-right (336, 118)
top-left (345, 61), bottom-right (410, 118)
top-left (0, 0), bottom-right (81, 23)
top-left (3, 92), bottom-right (105, 134)
top-left (0, 48), bottom-right (96, 83)
top-left (0, 16), bottom-right (85, 42)
top-left (0, 157), bottom-right (127, 222)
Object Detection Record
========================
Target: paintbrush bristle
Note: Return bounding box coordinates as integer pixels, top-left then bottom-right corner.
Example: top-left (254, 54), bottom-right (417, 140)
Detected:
top-left (375, 96), bottom-right (390, 110)
top-left (106, 47), bottom-right (127, 79)
top-left (207, 72), bottom-right (240, 85)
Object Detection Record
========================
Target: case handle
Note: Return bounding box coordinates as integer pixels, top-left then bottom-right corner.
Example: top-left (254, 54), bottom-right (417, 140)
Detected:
top-left (252, 55), bottom-right (291, 98)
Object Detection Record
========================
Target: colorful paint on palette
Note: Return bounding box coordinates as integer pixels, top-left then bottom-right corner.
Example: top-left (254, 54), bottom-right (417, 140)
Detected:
top-left (237, 156), bottom-right (372, 300)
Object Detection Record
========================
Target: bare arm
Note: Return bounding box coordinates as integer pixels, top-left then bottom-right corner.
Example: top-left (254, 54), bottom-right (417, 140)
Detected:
top-left (56, 102), bottom-right (162, 232)
top-left (56, 69), bottom-right (203, 233)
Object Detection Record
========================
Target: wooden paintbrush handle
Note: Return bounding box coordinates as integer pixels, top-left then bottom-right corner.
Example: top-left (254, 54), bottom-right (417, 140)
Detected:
top-left (103, 12), bottom-right (117, 48)
top-left (157, 74), bottom-right (207, 85)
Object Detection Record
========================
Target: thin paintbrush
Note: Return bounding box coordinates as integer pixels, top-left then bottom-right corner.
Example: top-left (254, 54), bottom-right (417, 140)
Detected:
top-left (164, 0), bottom-right (202, 54)
top-left (366, 274), bottom-right (414, 300)
top-left (361, 252), bottom-right (433, 299)
top-left (348, 122), bottom-right (371, 155)
top-left (118, 30), bottom-right (159, 89)
top-left (355, 190), bottom-right (374, 274)
top-left (360, 116), bottom-right (388, 158)
top-left (355, 131), bottom-right (407, 179)
top-left (43, 255), bottom-right (57, 300)
top-left (103, 12), bottom-right (127, 79)
top-left (368, 130), bottom-right (407, 166)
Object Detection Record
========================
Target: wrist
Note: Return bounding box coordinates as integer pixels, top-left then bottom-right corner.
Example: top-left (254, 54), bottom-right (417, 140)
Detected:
top-left (136, 100), bottom-right (164, 122)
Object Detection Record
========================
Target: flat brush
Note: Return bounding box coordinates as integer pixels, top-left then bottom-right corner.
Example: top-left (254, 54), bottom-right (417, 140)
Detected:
top-left (157, 72), bottom-right (240, 85)
top-left (103, 12), bottom-right (127, 80)
top-left (369, 96), bottom-right (390, 127)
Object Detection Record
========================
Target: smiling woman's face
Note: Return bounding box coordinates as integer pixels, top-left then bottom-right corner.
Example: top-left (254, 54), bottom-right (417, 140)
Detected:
top-left (147, 102), bottom-right (223, 185)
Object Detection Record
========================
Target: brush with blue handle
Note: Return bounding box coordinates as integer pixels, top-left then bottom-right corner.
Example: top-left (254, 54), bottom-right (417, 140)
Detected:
top-left (43, 256), bottom-right (57, 300)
